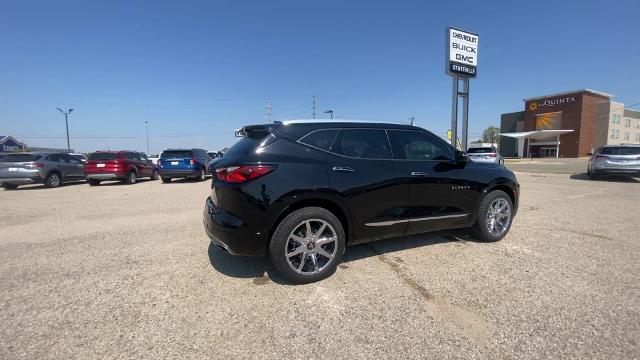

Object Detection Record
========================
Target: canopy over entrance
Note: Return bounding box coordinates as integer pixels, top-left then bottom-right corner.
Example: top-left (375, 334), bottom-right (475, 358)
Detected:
top-left (500, 130), bottom-right (574, 158)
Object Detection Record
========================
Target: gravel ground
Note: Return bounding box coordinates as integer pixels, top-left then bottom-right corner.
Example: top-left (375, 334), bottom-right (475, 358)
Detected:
top-left (0, 173), bottom-right (639, 359)
top-left (504, 158), bottom-right (588, 174)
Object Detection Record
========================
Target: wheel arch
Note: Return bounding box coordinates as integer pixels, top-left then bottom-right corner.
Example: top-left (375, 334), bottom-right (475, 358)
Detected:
top-left (268, 196), bottom-right (352, 251)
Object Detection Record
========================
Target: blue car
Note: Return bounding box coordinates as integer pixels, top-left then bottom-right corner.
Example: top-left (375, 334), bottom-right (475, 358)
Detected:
top-left (158, 148), bottom-right (211, 183)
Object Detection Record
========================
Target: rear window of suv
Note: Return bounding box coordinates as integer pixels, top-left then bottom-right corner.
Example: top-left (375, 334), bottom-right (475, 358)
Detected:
top-left (89, 153), bottom-right (119, 160)
top-left (600, 147), bottom-right (640, 155)
top-left (161, 150), bottom-right (193, 158)
top-left (467, 147), bottom-right (495, 154)
top-left (1, 154), bottom-right (42, 162)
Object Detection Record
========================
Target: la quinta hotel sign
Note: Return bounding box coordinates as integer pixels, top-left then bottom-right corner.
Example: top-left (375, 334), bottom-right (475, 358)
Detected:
top-left (446, 27), bottom-right (478, 77)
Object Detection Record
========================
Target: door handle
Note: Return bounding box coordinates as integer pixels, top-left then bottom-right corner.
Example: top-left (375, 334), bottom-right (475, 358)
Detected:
top-left (410, 171), bottom-right (429, 177)
top-left (332, 166), bottom-right (354, 173)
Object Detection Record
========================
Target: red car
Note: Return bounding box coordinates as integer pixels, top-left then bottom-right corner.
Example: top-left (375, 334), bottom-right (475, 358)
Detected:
top-left (84, 151), bottom-right (158, 186)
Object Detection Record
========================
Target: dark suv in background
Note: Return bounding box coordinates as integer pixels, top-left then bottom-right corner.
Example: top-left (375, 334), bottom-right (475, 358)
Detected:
top-left (158, 148), bottom-right (210, 182)
top-left (84, 151), bottom-right (158, 185)
top-left (203, 121), bottom-right (519, 283)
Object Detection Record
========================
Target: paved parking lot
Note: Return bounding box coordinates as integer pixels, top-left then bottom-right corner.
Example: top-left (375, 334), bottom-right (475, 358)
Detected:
top-left (1, 173), bottom-right (639, 359)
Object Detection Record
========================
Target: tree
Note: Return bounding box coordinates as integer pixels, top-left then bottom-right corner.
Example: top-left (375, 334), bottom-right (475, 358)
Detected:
top-left (482, 126), bottom-right (500, 145)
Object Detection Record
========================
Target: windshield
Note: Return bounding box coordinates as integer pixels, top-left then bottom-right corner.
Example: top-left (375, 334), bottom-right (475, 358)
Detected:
top-left (1, 154), bottom-right (42, 162)
top-left (89, 153), bottom-right (119, 160)
top-left (161, 150), bottom-right (193, 158)
top-left (467, 147), bottom-right (494, 154)
top-left (600, 147), bottom-right (640, 155)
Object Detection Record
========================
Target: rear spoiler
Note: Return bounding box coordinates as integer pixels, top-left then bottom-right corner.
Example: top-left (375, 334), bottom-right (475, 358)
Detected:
top-left (234, 124), bottom-right (280, 138)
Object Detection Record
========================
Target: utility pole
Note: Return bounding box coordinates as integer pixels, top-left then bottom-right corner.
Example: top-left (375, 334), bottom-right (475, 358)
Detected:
top-left (410, 116), bottom-right (415, 126)
top-left (266, 99), bottom-right (272, 122)
top-left (144, 121), bottom-right (150, 154)
top-left (56, 107), bottom-right (74, 152)
top-left (312, 95), bottom-right (317, 119)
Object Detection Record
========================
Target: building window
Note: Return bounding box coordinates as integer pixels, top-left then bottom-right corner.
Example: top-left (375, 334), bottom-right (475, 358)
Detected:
top-left (625, 118), bottom-right (631, 127)
top-left (624, 132), bottom-right (630, 141)
top-left (611, 130), bottom-right (616, 139)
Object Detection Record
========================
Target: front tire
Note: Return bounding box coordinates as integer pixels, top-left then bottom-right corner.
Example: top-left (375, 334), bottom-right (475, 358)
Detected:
top-left (269, 207), bottom-right (345, 284)
top-left (161, 177), bottom-right (171, 183)
top-left (151, 170), bottom-right (159, 180)
top-left (472, 190), bottom-right (513, 242)
top-left (44, 173), bottom-right (61, 188)
top-left (88, 179), bottom-right (101, 186)
top-left (2, 184), bottom-right (18, 190)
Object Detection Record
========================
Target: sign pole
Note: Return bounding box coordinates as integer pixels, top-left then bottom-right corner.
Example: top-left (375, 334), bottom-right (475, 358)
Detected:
top-left (461, 77), bottom-right (469, 150)
top-left (450, 76), bottom-right (458, 147)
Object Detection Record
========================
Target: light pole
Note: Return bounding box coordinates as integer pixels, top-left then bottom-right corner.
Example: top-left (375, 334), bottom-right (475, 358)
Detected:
top-left (144, 121), bottom-right (150, 154)
top-left (324, 110), bottom-right (334, 119)
top-left (56, 107), bottom-right (74, 151)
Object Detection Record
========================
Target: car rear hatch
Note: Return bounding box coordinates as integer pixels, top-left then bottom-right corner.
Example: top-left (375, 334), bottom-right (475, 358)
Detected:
top-left (85, 153), bottom-right (122, 173)
top-left (596, 147), bottom-right (640, 169)
top-left (0, 154), bottom-right (43, 178)
top-left (159, 150), bottom-right (196, 170)
top-left (467, 147), bottom-right (497, 161)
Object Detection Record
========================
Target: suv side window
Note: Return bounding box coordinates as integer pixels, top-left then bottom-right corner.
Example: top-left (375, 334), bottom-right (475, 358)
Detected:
top-left (335, 129), bottom-right (392, 159)
top-left (299, 129), bottom-right (339, 151)
top-left (46, 154), bottom-right (62, 162)
top-left (140, 153), bottom-right (150, 162)
top-left (63, 154), bottom-right (81, 164)
top-left (395, 130), bottom-right (452, 161)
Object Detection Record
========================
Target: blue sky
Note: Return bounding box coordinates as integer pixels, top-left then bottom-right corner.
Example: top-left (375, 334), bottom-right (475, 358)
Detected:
top-left (1, 0), bottom-right (638, 153)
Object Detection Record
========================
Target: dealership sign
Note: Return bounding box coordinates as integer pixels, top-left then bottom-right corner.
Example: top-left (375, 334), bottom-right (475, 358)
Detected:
top-left (446, 27), bottom-right (478, 77)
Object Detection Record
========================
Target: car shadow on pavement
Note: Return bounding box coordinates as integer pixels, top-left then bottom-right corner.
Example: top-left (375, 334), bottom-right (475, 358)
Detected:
top-left (3, 180), bottom-right (87, 191)
top-left (207, 229), bottom-right (478, 285)
top-left (570, 173), bottom-right (639, 183)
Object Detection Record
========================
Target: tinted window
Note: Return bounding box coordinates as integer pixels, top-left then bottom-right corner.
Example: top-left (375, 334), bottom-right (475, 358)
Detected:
top-left (467, 147), bottom-right (495, 154)
top-left (337, 129), bottom-right (392, 159)
top-left (46, 154), bottom-right (63, 162)
top-left (1, 154), bottom-right (42, 162)
top-left (161, 150), bottom-right (193, 158)
top-left (396, 131), bottom-right (452, 161)
top-left (300, 129), bottom-right (338, 151)
top-left (89, 153), bottom-right (118, 160)
top-left (62, 154), bottom-right (81, 164)
top-left (600, 146), bottom-right (640, 155)
top-left (225, 138), bottom-right (264, 156)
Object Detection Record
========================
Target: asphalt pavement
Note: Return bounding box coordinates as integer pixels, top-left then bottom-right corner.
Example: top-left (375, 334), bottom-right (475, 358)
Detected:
top-left (0, 173), bottom-right (638, 359)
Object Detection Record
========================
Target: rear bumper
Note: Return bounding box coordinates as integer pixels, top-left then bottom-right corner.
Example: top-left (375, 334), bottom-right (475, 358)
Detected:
top-left (85, 173), bottom-right (121, 180)
top-left (0, 176), bottom-right (42, 185)
top-left (158, 169), bottom-right (199, 178)
top-left (592, 168), bottom-right (640, 176)
top-left (202, 196), bottom-right (268, 256)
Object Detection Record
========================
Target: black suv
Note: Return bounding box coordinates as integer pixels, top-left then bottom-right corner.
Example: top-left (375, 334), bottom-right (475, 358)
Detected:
top-left (203, 121), bottom-right (519, 283)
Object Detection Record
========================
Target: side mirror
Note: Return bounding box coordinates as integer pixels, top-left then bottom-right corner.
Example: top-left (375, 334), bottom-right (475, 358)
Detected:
top-left (586, 152), bottom-right (593, 156)
top-left (455, 150), bottom-right (468, 163)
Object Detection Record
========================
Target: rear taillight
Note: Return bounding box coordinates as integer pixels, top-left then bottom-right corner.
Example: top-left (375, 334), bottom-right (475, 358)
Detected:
top-left (215, 165), bottom-right (276, 183)
top-left (487, 153), bottom-right (497, 157)
top-left (190, 158), bottom-right (197, 165)
top-left (25, 162), bottom-right (45, 168)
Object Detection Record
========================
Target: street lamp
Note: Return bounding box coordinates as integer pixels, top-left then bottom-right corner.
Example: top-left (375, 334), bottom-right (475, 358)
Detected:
top-left (144, 121), bottom-right (150, 154)
top-left (324, 110), bottom-right (334, 119)
top-left (56, 107), bottom-right (74, 152)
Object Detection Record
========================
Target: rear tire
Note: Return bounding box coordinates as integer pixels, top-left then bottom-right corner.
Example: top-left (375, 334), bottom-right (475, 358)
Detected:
top-left (269, 207), bottom-right (345, 284)
top-left (88, 179), bottom-right (101, 186)
top-left (197, 168), bottom-right (206, 182)
top-left (123, 171), bottom-right (137, 185)
top-left (151, 170), bottom-right (159, 180)
top-left (161, 177), bottom-right (171, 183)
top-left (44, 172), bottom-right (61, 188)
top-left (472, 190), bottom-right (513, 242)
top-left (2, 184), bottom-right (18, 190)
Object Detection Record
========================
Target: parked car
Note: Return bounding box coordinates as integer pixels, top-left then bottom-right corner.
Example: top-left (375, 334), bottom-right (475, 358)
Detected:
top-left (203, 121), bottom-right (519, 283)
top-left (587, 145), bottom-right (640, 179)
top-left (158, 148), bottom-right (210, 183)
top-left (84, 151), bottom-right (158, 186)
top-left (147, 154), bottom-right (161, 165)
top-left (466, 145), bottom-right (503, 165)
top-left (0, 152), bottom-right (85, 189)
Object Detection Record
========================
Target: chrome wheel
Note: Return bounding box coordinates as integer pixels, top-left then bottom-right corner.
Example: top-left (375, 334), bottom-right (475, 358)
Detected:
top-left (486, 198), bottom-right (511, 236)
top-left (285, 219), bottom-right (337, 275)
top-left (129, 172), bottom-right (137, 184)
top-left (47, 174), bottom-right (60, 188)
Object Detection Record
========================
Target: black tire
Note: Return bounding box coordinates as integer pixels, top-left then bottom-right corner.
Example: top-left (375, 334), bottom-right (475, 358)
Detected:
top-left (471, 190), bottom-right (513, 242)
top-left (269, 207), bottom-right (346, 284)
top-left (44, 172), bottom-right (61, 188)
top-left (161, 177), bottom-right (171, 183)
top-left (2, 184), bottom-right (18, 190)
top-left (151, 170), bottom-right (159, 180)
top-left (88, 179), bottom-right (101, 186)
top-left (123, 171), bottom-right (137, 185)
top-left (197, 168), bottom-right (206, 182)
